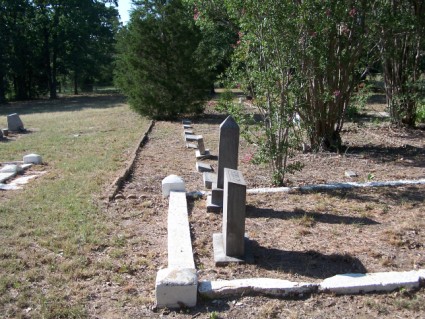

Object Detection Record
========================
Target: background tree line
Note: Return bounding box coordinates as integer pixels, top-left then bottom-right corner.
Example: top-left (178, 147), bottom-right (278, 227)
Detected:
top-left (0, 0), bottom-right (119, 102)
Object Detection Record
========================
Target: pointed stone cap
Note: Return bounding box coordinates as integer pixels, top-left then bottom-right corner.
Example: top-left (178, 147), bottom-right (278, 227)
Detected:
top-left (162, 175), bottom-right (185, 198)
top-left (220, 115), bottom-right (239, 130)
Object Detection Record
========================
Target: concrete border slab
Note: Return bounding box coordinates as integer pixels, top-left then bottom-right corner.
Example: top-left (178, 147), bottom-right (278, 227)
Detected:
top-left (320, 270), bottom-right (423, 294)
top-left (199, 278), bottom-right (318, 299)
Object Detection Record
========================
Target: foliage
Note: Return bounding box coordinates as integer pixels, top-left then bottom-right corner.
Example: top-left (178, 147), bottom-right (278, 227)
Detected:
top-left (114, 0), bottom-right (212, 119)
top-left (214, 0), bottom-right (304, 185)
top-left (374, 0), bottom-right (425, 127)
top-left (0, 0), bottom-right (118, 101)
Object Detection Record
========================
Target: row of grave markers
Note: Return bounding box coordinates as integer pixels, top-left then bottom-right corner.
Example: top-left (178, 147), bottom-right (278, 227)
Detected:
top-left (182, 116), bottom-right (250, 265)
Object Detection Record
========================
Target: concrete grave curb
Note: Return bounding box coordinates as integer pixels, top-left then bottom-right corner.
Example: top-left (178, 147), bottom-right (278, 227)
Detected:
top-left (198, 269), bottom-right (425, 299)
top-left (155, 179), bottom-right (197, 308)
top-left (107, 120), bottom-right (155, 201)
top-left (247, 178), bottom-right (425, 194)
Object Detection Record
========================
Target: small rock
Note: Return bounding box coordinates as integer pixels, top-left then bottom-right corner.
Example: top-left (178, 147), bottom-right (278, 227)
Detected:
top-left (344, 170), bottom-right (358, 178)
top-left (114, 194), bottom-right (124, 200)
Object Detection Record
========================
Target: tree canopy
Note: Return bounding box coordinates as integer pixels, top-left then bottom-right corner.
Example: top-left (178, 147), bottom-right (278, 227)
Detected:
top-left (0, 0), bottom-right (119, 102)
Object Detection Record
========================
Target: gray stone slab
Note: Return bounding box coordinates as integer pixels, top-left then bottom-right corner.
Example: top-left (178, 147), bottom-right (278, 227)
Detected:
top-left (198, 278), bottom-right (317, 298)
top-left (183, 124), bottom-right (192, 129)
top-left (319, 271), bottom-right (422, 294)
top-left (184, 130), bottom-right (194, 135)
top-left (203, 172), bottom-right (217, 189)
top-left (206, 195), bottom-right (222, 213)
top-left (222, 169), bottom-right (246, 257)
top-left (196, 162), bottom-right (213, 173)
top-left (195, 149), bottom-right (212, 159)
top-left (213, 233), bottom-right (252, 266)
top-left (168, 191), bottom-right (194, 269)
top-left (7, 113), bottom-right (24, 131)
top-left (185, 134), bottom-right (203, 142)
top-left (0, 172), bottom-right (17, 183)
top-left (216, 116), bottom-right (239, 189)
top-left (161, 175), bottom-right (185, 198)
top-left (182, 120), bottom-right (192, 125)
top-left (197, 137), bottom-right (206, 154)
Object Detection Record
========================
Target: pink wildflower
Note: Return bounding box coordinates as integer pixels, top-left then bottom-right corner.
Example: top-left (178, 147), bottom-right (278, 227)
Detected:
top-left (333, 90), bottom-right (341, 97)
top-left (349, 7), bottom-right (357, 17)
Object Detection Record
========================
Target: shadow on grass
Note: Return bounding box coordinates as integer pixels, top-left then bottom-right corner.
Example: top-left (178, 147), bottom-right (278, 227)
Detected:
top-left (251, 243), bottom-right (367, 279)
top-left (346, 144), bottom-right (425, 167)
top-left (0, 94), bottom-right (126, 116)
top-left (246, 206), bottom-right (379, 225)
top-left (326, 185), bottom-right (425, 205)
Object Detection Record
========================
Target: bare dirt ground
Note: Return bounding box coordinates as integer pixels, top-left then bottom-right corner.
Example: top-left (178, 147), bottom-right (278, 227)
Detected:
top-left (97, 97), bottom-right (425, 318)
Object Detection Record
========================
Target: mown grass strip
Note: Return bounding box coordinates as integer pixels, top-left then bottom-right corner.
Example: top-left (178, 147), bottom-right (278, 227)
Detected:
top-left (0, 95), bottom-right (149, 318)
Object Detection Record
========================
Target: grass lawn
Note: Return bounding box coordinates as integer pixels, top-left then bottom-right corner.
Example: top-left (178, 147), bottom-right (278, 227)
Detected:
top-left (0, 95), bottom-right (150, 318)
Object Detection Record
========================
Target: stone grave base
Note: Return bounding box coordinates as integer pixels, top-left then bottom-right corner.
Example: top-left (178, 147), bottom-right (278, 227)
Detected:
top-left (213, 233), bottom-right (253, 266)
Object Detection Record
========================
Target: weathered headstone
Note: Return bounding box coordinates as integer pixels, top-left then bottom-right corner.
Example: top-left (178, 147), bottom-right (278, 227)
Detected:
top-left (195, 137), bottom-right (211, 159)
top-left (207, 116), bottom-right (239, 212)
top-left (213, 168), bottom-right (249, 265)
top-left (203, 172), bottom-right (217, 189)
top-left (2, 129), bottom-right (8, 136)
top-left (7, 113), bottom-right (24, 131)
top-left (161, 175), bottom-right (185, 198)
top-left (23, 153), bottom-right (42, 164)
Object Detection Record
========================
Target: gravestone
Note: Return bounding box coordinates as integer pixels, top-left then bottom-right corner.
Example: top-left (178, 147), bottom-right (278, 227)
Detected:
top-left (207, 116), bottom-right (239, 212)
top-left (161, 175), bottom-right (185, 198)
top-left (23, 154), bottom-right (42, 164)
top-left (195, 137), bottom-right (211, 159)
top-left (213, 168), bottom-right (250, 265)
top-left (7, 113), bottom-right (25, 131)
top-left (196, 162), bottom-right (213, 173)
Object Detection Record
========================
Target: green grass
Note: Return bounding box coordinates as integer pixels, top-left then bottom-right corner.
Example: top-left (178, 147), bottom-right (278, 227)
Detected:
top-left (0, 95), bottom-right (150, 318)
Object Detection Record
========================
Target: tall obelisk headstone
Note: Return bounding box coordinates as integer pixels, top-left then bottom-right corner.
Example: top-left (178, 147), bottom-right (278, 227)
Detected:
top-left (207, 116), bottom-right (239, 212)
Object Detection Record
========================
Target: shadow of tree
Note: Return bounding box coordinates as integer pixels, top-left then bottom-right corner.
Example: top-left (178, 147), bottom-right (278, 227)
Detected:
top-left (325, 185), bottom-right (425, 205)
top-left (246, 206), bottom-right (379, 225)
top-left (346, 144), bottom-right (425, 167)
top-left (252, 242), bottom-right (367, 279)
top-left (0, 94), bottom-right (126, 116)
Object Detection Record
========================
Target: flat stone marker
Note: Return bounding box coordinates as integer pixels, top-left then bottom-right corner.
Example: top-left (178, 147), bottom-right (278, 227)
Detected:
top-left (0, 164), bottom-right (23, 174)
top-left (0, 172), bottom-right (16, 183)
top-left (7, 113), bottom-right (25, 131)
top-left (184, 130), bottom-right (194, 135)
top-left (183, 124), bottom-right (192, 129)
top-left (208, 116), bottom-right (239, 212)
top-left (213, 168), bottom-right (250, 265)
top-left (182, 120), bottom-right (192, 125)
top-left (319, 271), bottom-right (423, 294)
top-left (186, 143), bottom-right (197, 149)
top-left (196, 162), bottom-right (213, 173)
top-left (161, 175), bottom-right (185, 198)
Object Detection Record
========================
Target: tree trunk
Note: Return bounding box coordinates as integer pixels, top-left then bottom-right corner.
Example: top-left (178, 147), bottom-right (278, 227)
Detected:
top-left (74, 72), bottom-right (78, 95)
top-left (0, 73), bottom-right (6, 103)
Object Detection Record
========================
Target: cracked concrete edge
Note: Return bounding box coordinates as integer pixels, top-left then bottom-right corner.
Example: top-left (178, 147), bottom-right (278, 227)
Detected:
top-left (107, 120), bottom-right (155, 201)
top-left (247, 178), bottom-right (425, 195)
top-left (199, 269), bottom-right (425, 299)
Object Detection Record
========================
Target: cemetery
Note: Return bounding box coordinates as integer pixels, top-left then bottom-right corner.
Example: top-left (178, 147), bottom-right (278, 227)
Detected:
top-left (104, 101), bottom-right (425, 317)
top-left (0, 93), bottom-right (424, 318)
top-left (1, 0), bottom-right (424, 317)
